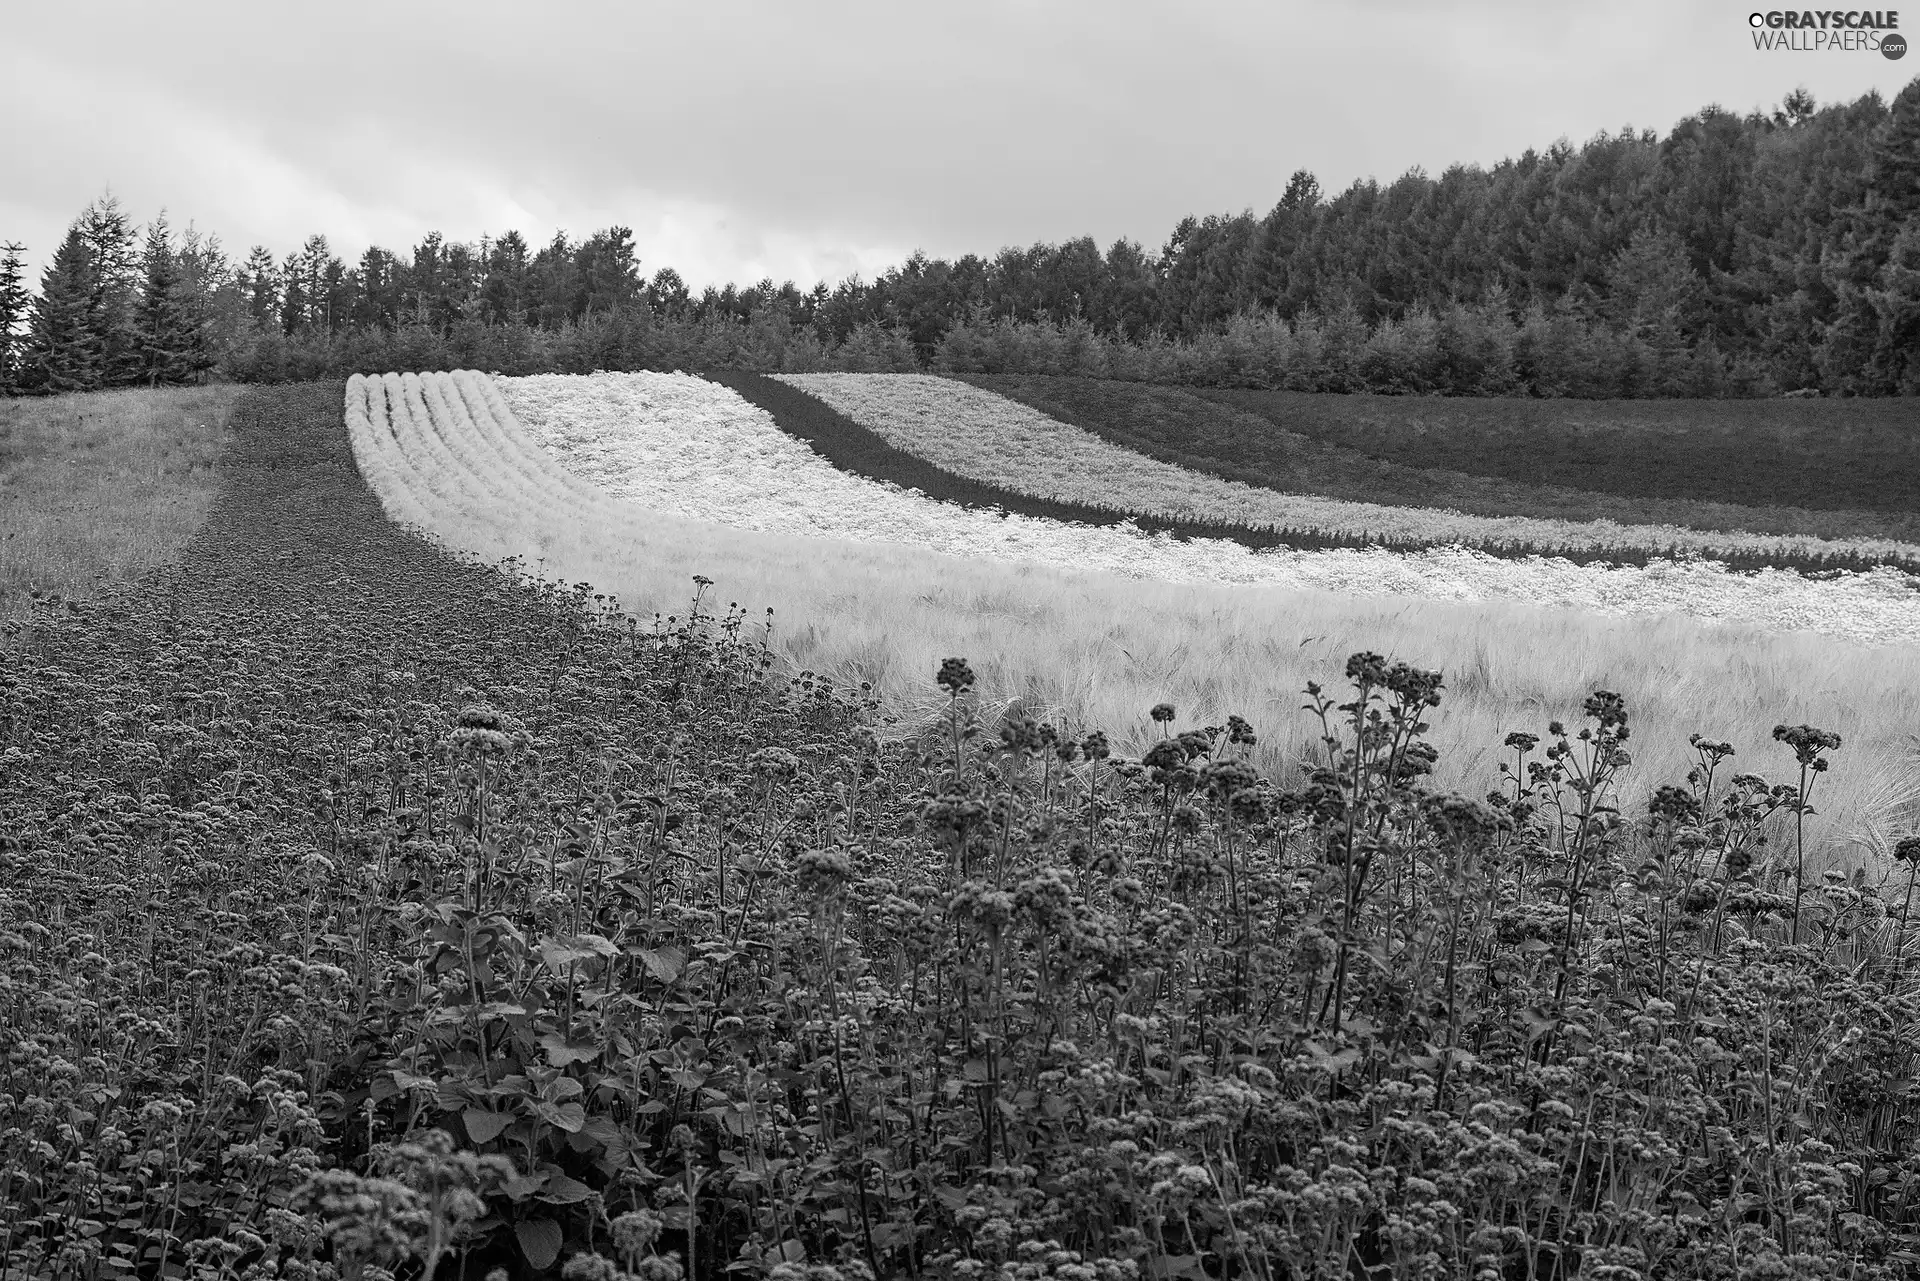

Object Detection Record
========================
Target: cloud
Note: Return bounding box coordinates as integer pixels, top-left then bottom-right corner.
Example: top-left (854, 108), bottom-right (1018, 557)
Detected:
top-left (2, 0), bottom-right (1912, 287)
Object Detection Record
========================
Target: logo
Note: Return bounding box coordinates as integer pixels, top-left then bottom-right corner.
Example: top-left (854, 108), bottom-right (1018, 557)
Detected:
top-left (1748, 10), bottom-right (1902, 51)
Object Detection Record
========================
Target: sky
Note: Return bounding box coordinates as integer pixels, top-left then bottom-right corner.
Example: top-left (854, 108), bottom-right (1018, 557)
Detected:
top-left (3, 1), bottom-right (1915, 290)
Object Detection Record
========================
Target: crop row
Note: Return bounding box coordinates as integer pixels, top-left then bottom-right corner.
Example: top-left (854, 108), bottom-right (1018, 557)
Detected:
top-left (779, 372), bottom-right (1920, 573)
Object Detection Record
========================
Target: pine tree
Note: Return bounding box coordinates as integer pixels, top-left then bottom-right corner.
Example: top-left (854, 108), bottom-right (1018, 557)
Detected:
top-left (77, 194), bottom-right (141, 386)
top-left (133, 214), bottom-right (197, 386)
top-left (23, 229), bottom-right (102, 393)
top-left (237, 245), bottom-right (282, 330)
top-left (0, 242), bottom-right (28, 395)
top-left (281, 250), bottom-right (306, 335)
top-left (174, 225), bottom-right (231, 381)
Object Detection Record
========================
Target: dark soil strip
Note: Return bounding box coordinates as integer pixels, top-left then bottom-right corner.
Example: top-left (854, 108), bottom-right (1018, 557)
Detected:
top-left (713, 370), bottom-right (1920, 576)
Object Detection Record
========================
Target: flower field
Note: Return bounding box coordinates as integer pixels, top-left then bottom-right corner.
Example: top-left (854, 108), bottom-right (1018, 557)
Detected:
top-left (346, 368), bottom-right (1920, 858)
top-left (776, 372), bottom-right (1920, 570)
top-left (7, 380), bottom-right (1920, 1279)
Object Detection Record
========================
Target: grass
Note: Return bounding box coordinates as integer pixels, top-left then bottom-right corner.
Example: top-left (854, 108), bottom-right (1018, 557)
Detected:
top-left (355, 373), bottom-right (1920, 872)
top-left (0, 385), bottom-right (243, 623)
top-left (967, 374), bottom-right (1920, 549)
top-left (8, 380), bottom-right (1920, 1279)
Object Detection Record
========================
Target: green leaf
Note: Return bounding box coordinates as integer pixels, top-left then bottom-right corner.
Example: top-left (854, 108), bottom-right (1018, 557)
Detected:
top-left (531, 1100), bottom-right (586, 1133)
top-left (537, 1173), bottom-right (594, 1205)
top-left (478, 1001), bottom-right (529, 1020)
top-left (539, 1033), bottom-right (599, 1067)
top-left (634, 946), bottom-right (687, 983)
top-left (515, 1219), bottom-right (563, 1269)
top-left (537, 933), bottom-right (619, 971)
top-left (464, 1108), bottom-right (514, 1144)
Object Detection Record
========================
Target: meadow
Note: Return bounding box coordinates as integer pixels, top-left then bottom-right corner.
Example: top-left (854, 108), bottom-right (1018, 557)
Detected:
top-left (6, 377), bottom-right (1920, 1281)
top-left (0, 386), bottom-right (242, 623)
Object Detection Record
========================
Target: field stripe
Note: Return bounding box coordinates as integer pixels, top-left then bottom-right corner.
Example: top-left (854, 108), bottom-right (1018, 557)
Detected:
top-left (777, 372), bottom-right (1920, 575)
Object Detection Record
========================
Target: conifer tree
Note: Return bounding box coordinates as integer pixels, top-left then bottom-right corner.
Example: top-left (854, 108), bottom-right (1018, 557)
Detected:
top-left (78, 194), bottom-right (141, 385)
top-left (0, 242), bottom-right (27, 395)
top-left (237, 245), bottom-right (282, 330)
top-left (23, 229), bottom-right (102, 393)
top-left (133, 214), bottom-right (196, 386)
top-left (174, 225), bottom-right (231, 379)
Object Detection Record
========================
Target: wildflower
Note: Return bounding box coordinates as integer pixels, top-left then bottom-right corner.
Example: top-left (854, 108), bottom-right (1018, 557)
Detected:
top-left (936, 657), bottom-right (976, 695)
top-left (562, 1254), bottom-right (620, 1281)
top-left (611, 1209), bottom-right (665, 1256)
top-left (1773, 722), bottom-right (1841, 767)
top-left (634, 1256), bottom-right (684, 1281)
top-left (1150, 702), bottom-right (1177, 724)
top-left (1420, 792), bottom-right (1510, 846)
top-left (1345, 651), bottom-right (1389, 686)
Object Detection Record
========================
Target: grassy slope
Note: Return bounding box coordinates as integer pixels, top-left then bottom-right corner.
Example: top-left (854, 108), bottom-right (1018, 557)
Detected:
top-left (964, 374), bottom-right (1920, 547)
top-left (0, 385), bottom-right (244, 623)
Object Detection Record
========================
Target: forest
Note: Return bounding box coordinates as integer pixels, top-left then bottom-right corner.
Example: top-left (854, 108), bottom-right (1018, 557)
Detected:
top-left (1, 78), bottom-right (1917, 398)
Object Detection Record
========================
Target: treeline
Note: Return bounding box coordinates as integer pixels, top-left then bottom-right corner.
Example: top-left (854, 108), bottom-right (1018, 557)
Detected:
top-left (0, 202), bottom-right (221, 394)
top-left (4, 78), bottom-right (1918, 397)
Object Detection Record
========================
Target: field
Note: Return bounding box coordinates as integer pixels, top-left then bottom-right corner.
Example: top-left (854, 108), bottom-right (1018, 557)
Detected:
top-left (0, 386), bottom-right (243, 624)
top-left (1192, 385), bottom-right (1920, 514)
top-left (964, 375), bottom-right (1920, 551)
top-left (7, 376), bottom-right (1920, 1280)
top-left (348, 370), bottom-right (1920, 867)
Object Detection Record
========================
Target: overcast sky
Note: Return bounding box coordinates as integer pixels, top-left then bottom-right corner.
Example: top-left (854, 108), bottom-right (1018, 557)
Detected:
top-left (3, 1), bottom-right (1914, 289)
